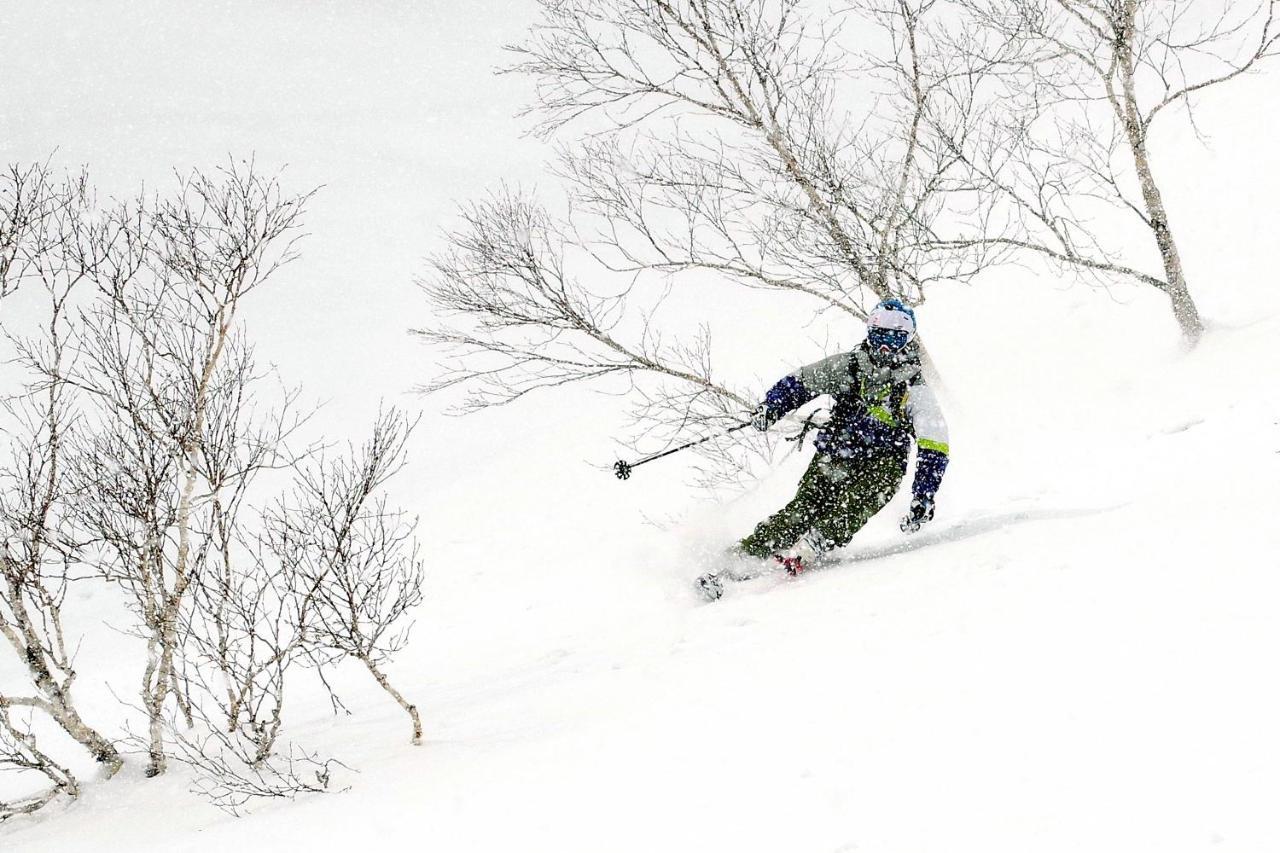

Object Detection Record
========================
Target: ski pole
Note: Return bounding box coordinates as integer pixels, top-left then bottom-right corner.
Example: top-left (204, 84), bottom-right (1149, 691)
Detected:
top-left (613, 421), bottom-right (752, 480)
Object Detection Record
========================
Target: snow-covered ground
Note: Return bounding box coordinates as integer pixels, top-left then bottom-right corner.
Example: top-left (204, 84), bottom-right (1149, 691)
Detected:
top-left (3, 2), bottom-right (1279, 851)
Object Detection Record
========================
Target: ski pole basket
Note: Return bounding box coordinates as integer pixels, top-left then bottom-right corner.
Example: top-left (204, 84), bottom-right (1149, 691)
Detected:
top-left (613, 421), bottom-right (751, 480)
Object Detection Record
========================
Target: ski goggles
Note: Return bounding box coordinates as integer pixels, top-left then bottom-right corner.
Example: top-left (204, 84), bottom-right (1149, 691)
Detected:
top-left (867, 326), bottom-right (911, 351)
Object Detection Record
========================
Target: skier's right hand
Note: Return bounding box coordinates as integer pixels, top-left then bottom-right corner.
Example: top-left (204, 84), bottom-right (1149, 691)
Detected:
top-left (750, 403), bottom-right (774, 432)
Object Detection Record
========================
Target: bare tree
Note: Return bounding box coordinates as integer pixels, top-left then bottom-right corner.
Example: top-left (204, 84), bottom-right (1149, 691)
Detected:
top-left (0, 174), bottom-right (123, 787)
top-left (67, 162), bottom-right (313, 776)
top-left (943, 0), bottom-right (1279, 342)
top-left (420, 1), bottom-right (1000, 463)
top-left (3, 158), bottom-right (427, 819)
top-left (272, 410), bottom-right (426, 745)
top-left (170, 410), bottom-right (420, 809)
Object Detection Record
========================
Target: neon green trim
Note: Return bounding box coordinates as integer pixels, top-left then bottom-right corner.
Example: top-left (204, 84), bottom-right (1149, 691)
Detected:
top-left (867, 405), bottom-right (897, 427)
top-left (918, 438), bottom-right (950, 455)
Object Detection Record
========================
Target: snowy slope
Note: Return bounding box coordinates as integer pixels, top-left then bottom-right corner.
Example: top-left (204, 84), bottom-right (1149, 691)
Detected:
top-left (6, 275), bottom-right (1279, 853)
top-left (3, 2), bottom-right (1280, 852)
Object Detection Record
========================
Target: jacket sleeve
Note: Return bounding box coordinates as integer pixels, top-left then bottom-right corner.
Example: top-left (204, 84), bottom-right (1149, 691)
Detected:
top-left (760, 353), bottom-right (853, 423)
top-left (904, 380), bottom-right (949, 499)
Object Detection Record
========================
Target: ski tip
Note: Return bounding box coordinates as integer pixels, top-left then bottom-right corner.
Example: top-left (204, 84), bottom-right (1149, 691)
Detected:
top-left (695, 572), bottom-right (724, 602)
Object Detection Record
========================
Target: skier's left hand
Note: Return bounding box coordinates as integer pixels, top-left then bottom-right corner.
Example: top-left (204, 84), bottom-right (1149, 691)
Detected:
top-left (899, 495), bottom-right (935, 534)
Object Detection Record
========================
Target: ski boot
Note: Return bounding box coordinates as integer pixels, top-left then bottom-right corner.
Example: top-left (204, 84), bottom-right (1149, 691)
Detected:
top-left (774, 530), bottom-right (832, 576)
top-left (773, 554), bottom-right (806, 576)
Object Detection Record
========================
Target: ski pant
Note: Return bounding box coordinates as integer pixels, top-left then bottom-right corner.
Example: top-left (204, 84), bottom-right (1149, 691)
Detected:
top-left (739, 450), bottom-right (906, 558)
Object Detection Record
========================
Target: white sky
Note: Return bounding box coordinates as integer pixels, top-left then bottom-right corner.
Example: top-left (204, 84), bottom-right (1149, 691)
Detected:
top-left (1, 0), bottom-right (548, 423)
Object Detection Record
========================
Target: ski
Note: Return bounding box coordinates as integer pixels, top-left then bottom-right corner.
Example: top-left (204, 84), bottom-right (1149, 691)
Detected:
top-left (694, 553), bottom-right (816, 602)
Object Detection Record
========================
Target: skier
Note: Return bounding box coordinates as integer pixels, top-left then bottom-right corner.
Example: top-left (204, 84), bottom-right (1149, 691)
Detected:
top-left (699, 299), bottom-right (949, 599)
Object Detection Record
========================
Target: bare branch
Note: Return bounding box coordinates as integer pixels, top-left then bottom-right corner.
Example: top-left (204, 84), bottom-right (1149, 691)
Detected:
top-left (423, 2), bottom-right (1000, 471)
top-left (272, 409), bottom-right (426, 745)
top-left (0, 703), bottom-right (80, 822)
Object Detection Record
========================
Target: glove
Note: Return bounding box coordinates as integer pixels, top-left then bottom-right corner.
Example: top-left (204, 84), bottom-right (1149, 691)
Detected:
top-left (899, 495), bottom-right (935, 534)
top-left (749, 403), bottom-right (774, 432)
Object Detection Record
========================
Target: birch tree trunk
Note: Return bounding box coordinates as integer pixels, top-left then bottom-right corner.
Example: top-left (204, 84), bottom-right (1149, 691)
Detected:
top-left (358, 654), bottom-right (422, 746)
top-left (1116, 3), bottom-right (1204, 343)
top-left (0, 580), bottom-right (121, 772)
